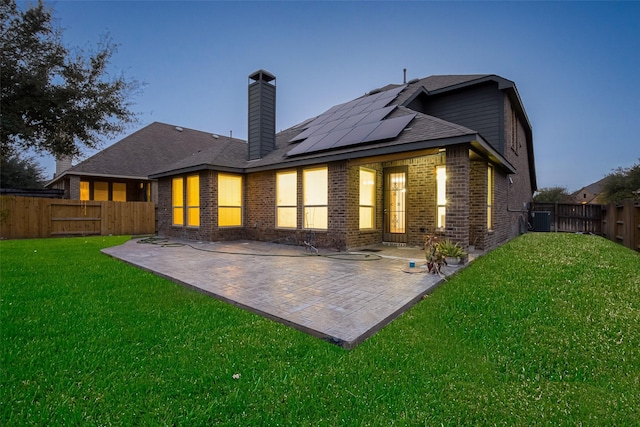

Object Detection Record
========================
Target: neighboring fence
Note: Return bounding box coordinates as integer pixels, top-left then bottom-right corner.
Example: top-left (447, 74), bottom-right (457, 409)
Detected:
top-left (531, 202), bottom-right (603, 234)
top-left (531, 200), bottom-right (640, 252)
top-left (602, 199), bottom-right (640, 252)
top-left (0, 196), bottom-right (156, 239)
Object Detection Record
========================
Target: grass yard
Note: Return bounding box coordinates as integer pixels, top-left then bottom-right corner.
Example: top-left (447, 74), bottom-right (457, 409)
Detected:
top-left (1, 233), bottom-right (639, 425)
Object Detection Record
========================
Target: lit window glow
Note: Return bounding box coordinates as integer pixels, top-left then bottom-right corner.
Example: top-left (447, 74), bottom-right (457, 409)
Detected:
top-left (359, 168), bottom-right (376, 229)
top-left (94, 182), bottom-right (109, 201)
top-left (187, 175), bottom-right (200, 226)
top-left (113, 182), bottom-right (126, 202)
top-left (276, 171), bottom-right (297, 228)
top-left (218, 174), bottom-right (242, 227)
top-left (172, 177), bottom-right (184, 225)
top-left (436, 166), bottom-right (446, 229)
top-left (303, 167), bottom-right (328, 229)
top-left (80, 181), bottom-right (89, 201)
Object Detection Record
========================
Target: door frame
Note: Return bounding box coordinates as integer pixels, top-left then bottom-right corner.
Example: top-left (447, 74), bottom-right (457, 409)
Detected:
top-left (383, 166), bottom-right (408, 244)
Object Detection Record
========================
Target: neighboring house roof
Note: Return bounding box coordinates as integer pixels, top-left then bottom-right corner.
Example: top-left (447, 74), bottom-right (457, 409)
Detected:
top-left (47, 122), bottom-right (246, 185)
top-left (571, 176), bottom-right (610, 204)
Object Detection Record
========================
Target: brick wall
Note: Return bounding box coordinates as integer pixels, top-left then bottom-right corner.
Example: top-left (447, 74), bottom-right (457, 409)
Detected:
top-left (469, 159), bottom-right (487, 249)
top-left (445, 145), bottom-right (470, 248)
top-left (502, 95), bottom-right (534, 242)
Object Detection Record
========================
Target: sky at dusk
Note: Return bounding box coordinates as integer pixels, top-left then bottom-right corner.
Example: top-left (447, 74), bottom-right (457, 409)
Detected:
top-left (30, 1), bottom-right (640, 192)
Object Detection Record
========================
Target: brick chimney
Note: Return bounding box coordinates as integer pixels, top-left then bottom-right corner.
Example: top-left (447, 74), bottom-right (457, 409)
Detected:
top-left (55, 155), bottom-right (73, 177)
top-left (247, 70), bottom-right (276, 160)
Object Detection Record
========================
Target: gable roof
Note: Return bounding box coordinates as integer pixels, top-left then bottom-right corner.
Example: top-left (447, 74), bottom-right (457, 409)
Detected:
top-left (151, 75), bottom-right (522, 178)
top-left (48, 122), bottom-right (246, 184)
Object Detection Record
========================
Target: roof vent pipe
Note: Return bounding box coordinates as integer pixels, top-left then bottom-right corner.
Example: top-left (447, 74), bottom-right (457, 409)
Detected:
top-left (247, 69), bottom-right (276, 160)
top-left (403, 68), bottom-right (407, 84)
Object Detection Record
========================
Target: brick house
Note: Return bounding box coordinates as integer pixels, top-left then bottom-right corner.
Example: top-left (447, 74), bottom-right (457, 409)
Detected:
top-left (150, 70), bottom-right (536, 251)
top-left (46, 122), bottom-right (244, 203)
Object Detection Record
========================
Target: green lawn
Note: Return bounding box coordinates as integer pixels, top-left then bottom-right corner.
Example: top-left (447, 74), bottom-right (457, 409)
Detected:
top-left (1, 233), bottom-right (639, 425)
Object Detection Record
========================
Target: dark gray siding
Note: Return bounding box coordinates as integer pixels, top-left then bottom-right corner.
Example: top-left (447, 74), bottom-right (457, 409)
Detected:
top-left (408, 82), bottom-right (504, 154)
top-left (248, 80), bottom-right (276, 160)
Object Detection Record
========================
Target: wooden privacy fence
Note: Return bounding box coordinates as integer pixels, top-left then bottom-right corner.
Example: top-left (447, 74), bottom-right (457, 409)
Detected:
top-left (0, 196), bottom-right (155, 239)
top-left (602, 199), bottom-right (640, 252)
top-left (531, 202), bottom-right (603, 234)
top-left (532, 200), bottom-right (640, 252)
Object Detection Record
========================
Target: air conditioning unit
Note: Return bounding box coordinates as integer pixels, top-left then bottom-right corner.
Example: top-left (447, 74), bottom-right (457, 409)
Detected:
top-left (531, 211), bottom-right (551, 232)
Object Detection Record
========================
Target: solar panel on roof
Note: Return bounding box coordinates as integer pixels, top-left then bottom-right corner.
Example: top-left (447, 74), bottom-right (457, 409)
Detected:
top-left (312, 127), bottom-right (354, 151)
top-left (286, 132), bottom-right (331, 156)
top-left (286, 85), bottom-right (409, 156)
top-left (362, 114), bottom-right (415, 143)
top-left (331, 122), bottom-right (381, 149)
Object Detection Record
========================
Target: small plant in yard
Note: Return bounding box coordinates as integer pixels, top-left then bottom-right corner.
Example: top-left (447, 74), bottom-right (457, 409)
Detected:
top-left (424, 234), bottom-right (446, 274)
top-left (437, 239), bottom-right (467, 265)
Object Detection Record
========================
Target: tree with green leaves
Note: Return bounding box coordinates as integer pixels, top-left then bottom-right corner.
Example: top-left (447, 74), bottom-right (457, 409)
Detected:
top-left (0, 0), bottom-right (140, 161)
top-left (602, 159), bottom-right (640, 202)
top-left (533, 186), bottom-right (572, 203)
top-left (0, 153), bottom-right (46, 189)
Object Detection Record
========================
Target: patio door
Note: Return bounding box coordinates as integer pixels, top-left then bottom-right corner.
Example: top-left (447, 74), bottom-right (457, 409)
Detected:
top-left (383, 167), bottom-right (407, 244)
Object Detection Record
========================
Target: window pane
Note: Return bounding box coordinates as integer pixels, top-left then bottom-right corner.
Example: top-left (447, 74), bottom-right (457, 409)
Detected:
top-left (219, 174), bottom-right (242, 206)
top-left (80, 181), bottom-right (89, 201)
top-left (172, 178), bottom-right (184, 225)
top-left (359, 207), bottom-right (374, 229)
top-left (304, 207), bottom-right (327, 229)
top-left (437, 206), bottom-right (446, 229)
top-left (436, 166), bottom-right (446, 205)
top-left (173, 208), bottom-right (184, 225)
top-left (94, 182), bottom-right (109, 201)
top-left (487, 166), bottom-right (493, 230)
top-left (187, 175), bottom-right (199, 206)
top-left (219, 207), bottom-right (242, 226)
top-left (359, 169), bottom-right (375, 206)
top-left (277, 207), bottom-right (297, 228)
top-left (360, 168), bottom-right (375, 229)
top-left (276, 171), bottom-right (297, 206)
top-left (303, 168), bottom-right (328, 205)
top-left (113, 182), bottom-right (126, 202)
top-left (188, 207), bottom-right (200, 227)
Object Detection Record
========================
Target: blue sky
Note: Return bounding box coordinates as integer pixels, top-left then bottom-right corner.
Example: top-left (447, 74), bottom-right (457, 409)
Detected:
top-left (33, 0), bottom-right (640, 192)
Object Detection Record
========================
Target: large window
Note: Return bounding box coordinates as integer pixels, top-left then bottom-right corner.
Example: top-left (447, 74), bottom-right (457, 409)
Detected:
top-left (113, 183), bottom-right (127, 202)
top-left (359, 168), bottom-right (375, 229)
top-left (80, 181), bottom-right (90, 201)
top-left (172, 177), bottom-right (184, 225)
top-left (218, 173), bottom-right (242, 227)
top-left (276, 171), bottom-right (297, 228)
top-left (303, 167), bottom-right (328, 229)
top-left (436, 165), bottom-right (446, 229)
top-left (187, 175), bottom-right (200, 227)
top-left (94, 181), bottom-right (109, 201)
top-left (487, 165), bottom-right (493, 230)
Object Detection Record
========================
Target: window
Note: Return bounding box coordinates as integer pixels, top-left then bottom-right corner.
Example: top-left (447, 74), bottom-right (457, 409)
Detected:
top-left (80, 181), bottom-right (89, 201)
top-left (172, 177), bottom-right (184, 225)
top-left (487, 165), bottom-right (493, 230)
top-left (436, 165), bottom-right (446, 229)
top-left (276, 171), bottom-right (297, 228)
top-left (303, 167), bottom-right (328, 229)
top-left (186, 175), bottom-right (200, 227)
top-left (218, 173), bottom-right (242, 227)
top-left (511, 110), bottom-right (519, 154)
top-left (94, 181), bottom-right (109, 201)
top-left (113, 182), bottom-right (127, 202)
top-left (359, 168), bottom-right (375, 229)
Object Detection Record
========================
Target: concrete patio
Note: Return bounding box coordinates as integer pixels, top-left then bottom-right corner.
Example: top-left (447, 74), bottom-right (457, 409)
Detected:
top-left (102, 238), bottom-right (468, 349)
